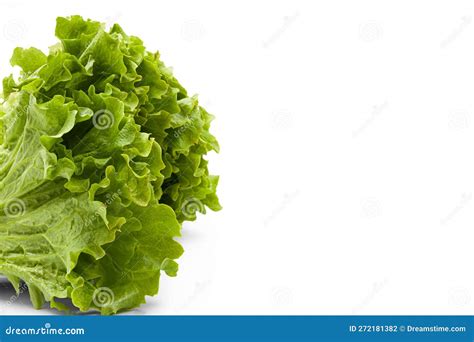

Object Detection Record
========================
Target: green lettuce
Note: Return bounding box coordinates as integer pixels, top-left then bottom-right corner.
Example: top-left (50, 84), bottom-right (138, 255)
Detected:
top-left (0, 15), bottom-right (220, 314)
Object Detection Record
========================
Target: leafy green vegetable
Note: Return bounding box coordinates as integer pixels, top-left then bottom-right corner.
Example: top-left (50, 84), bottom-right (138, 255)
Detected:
top-left (0, 15), bottom-right (220, 314)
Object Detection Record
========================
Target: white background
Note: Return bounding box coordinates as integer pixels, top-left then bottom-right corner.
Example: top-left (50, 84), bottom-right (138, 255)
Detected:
top-left (0, 0), bottom-right (474, 315)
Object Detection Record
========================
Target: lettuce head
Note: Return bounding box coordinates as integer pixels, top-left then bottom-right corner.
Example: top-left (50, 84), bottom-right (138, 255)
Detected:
top-left (0, 15), bottom-right (220, 314)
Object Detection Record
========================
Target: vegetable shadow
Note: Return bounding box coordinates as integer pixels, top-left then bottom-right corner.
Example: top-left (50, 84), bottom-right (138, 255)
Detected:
top-left (0, 277), bottom-right (144, 315)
